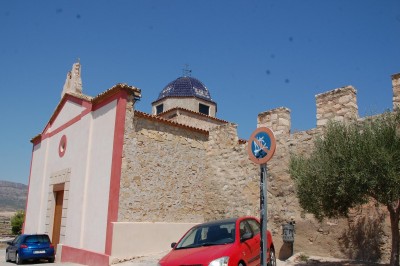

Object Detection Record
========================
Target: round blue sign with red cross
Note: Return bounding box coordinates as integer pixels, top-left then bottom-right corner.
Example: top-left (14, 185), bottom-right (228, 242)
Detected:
top-left (247, 127), bottom-right (276, 164)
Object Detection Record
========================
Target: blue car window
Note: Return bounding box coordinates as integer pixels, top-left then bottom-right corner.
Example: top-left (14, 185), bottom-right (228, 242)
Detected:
top-left (40, 235), bottom-right (50, 243)
top-left (13, 235), bottom-right (21, 245)
top-left (26, 236), bottom-right (40, 243)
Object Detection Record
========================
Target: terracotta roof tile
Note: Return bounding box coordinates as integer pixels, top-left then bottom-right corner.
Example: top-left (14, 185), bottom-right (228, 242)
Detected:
top-left (92, 83), bottom-right (141, 104)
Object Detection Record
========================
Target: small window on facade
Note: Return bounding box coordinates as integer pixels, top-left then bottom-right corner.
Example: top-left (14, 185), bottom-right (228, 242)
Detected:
top-left (156, 104), bottom-right (164, 114)
top-left (199, 103), bottom-right (209, 115)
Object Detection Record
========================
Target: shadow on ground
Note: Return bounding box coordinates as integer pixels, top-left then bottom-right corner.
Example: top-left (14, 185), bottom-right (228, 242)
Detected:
top-left (292, 260), bottom-right (388, 266)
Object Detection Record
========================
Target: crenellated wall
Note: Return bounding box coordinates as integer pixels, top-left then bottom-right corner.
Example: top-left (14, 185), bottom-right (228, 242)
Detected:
top-left (316, 86), bottom-right (358, 127)
top-left (263, 72), bottom-right (400, 135)
top-left (258, 107), bottom-right (291, 137)
top-left (392, 73), bottom-right (400, 111)
top-left (254, 72), bottom-right (400, 221)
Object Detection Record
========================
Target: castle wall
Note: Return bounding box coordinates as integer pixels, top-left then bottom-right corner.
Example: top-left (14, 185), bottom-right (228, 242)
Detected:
top-left (204, 123), bottom-right (259, 220)
top-left (316, 86), bottom-right (358, 127)
top-left (257, 107), bottom-right (291, 137)
top-left (254, 72), bottom-right (400, 227)
top-left (393, 73), bottom-right (400, 111)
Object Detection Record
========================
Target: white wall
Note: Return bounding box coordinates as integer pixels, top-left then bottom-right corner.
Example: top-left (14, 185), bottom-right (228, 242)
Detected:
top-left (81, 100), bottom-right (117, 252)
top-left (25, 98), bottom-right (118, 254)
top-left (25, 141), bottom-right (50, 234)
top-left (111, 222), bottom-right (196, 261)
top-left (51, 101), bottom-right (86, 131)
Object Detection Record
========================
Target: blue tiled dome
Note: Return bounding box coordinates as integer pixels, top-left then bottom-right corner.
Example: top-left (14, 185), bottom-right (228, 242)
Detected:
top-left (155, 76), bottom-right (214, 102)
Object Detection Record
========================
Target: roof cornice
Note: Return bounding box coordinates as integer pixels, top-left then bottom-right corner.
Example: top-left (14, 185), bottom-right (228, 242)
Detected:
top-left (158, 107), bottom-right (228, 124)
top-left (31, 84), bottom-right (141, 143)
top-left (134, 110), bottom-right (209, 135)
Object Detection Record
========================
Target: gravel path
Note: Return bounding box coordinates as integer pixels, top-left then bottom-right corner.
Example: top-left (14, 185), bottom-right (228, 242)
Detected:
top-left (113, 251), bottom-right (307, 266)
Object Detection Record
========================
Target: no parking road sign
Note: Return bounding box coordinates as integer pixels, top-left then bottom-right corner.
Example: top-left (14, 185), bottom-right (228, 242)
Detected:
top-left (247, 127), bottom-right (276, 265)
top-left (247, 127), bottom-right (276, 164)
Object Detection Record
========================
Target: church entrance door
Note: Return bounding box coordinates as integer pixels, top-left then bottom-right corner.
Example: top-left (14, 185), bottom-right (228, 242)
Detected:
top-left (52, 189), bottom-right (64, 251)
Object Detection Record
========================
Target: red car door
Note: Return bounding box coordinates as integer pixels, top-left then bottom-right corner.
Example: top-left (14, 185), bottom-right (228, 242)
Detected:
top-left (239, 220), bottom-right (260, 266)
top-left (247, 218), bottom-right (263, 265)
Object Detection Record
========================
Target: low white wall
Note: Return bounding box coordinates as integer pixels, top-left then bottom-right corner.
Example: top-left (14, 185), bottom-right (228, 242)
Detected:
top-left (111, 222), bottom-right (197, 261)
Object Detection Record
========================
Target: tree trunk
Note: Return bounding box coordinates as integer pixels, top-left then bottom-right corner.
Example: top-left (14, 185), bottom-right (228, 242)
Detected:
top-left (388, 200), bottom-right (400, 266)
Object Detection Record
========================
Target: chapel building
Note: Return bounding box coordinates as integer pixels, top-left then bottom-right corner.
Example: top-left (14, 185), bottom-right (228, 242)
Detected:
top-left (23, 62), bottom-right (259, 266)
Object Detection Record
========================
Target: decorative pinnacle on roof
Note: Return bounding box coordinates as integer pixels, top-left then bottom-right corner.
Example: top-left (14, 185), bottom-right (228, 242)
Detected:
top-left (61, 61), bottom-right (82, 98)
top-left (155, 76), bottom-right (215, 103)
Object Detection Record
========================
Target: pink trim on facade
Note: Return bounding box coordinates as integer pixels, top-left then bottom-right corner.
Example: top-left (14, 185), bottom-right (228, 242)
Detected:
top-left (61, 245), bottom-right (109, 266)
top-left (43, 95), bottom-right (90, 136)
top-left (33, 85), bottom-right (140, 145)
top-left (58, 135), bottom-right (67, 157)
top-left (92, 93), bottom-right (119, 112)
top-left (42, 106), bottom-right (91, 141)
top-left (104, 91), bottom-right (128, 255)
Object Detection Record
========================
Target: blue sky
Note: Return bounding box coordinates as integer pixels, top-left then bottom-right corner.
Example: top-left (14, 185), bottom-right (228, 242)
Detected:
top-left (1, 0), bottom-right (399, 184)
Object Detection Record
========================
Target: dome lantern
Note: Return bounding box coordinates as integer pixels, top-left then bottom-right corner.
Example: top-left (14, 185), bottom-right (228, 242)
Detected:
top-left (152, 76), bottom-right (217, 117)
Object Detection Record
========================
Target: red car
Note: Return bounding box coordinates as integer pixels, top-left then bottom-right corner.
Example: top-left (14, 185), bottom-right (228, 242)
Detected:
top-left (158, 216), bottom-right (276, 266)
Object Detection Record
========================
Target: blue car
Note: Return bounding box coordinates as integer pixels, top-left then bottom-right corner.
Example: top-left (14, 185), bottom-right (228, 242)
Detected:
top-left (5, 234), bottom-right (55, 264)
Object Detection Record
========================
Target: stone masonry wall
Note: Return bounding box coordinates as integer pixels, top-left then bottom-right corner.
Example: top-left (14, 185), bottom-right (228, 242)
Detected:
top-left (204, 123), bottom-right (259, 220)
top-left (393, 73), bottom-right (400, 111)
top-left (258, 107), bottom-right (291, 137)
top-left (117, 72), bottom-right (400, 250)
top-left (119, 112), bottom-right (209, 223)
top-left (316, 86), bottom-right (358, 127)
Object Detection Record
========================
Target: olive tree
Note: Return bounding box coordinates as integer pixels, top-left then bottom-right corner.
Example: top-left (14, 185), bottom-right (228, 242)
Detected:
top-left (289, 112), bottom-right (400, 266)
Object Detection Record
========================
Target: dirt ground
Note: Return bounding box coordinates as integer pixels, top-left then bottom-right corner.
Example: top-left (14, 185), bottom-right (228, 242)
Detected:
top-left (279, 253), bottom-right (389, 266)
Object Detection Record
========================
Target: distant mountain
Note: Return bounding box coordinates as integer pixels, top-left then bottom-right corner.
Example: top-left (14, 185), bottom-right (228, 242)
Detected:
top-left (0, 180), bottom-right (27, 211)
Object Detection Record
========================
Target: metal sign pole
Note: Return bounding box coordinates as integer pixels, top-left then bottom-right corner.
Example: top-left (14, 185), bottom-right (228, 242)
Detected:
top-left (260, 163), bottom-right (267, 266)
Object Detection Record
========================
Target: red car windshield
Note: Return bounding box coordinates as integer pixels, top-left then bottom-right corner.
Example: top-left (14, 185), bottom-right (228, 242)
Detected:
top-left (175, 222), bottom-right (235, 249)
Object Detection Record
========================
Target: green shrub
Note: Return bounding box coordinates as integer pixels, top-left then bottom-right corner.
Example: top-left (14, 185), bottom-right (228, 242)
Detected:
top-left (11, 210), bottom-right (25, 235)
top-left (297, 253), bottom-right (309, 262)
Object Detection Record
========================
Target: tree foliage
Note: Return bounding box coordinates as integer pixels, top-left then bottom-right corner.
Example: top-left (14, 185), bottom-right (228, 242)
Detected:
top-left (11, 210), bottom-right (25, 235)
top-left (289, 111), bottom-right (400, 265)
